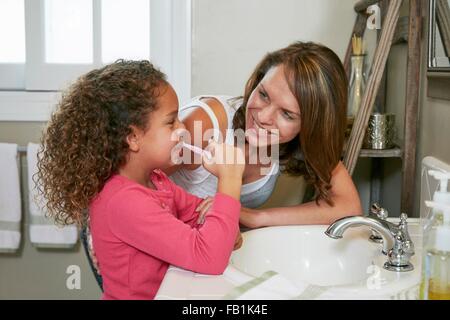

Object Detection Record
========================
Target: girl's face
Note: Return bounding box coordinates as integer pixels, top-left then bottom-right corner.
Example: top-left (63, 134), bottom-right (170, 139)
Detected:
top-left (245, 65), bottom-right (301, 147)
top-left (136, 84), bottom-right (185, 169)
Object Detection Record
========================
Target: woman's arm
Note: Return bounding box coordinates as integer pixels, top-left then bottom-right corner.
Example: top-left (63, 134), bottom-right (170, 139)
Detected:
top-left (240, 161), bottom-right (363, 227)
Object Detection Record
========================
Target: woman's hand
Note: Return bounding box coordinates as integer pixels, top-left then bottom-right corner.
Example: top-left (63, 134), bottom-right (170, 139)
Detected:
top-left (196, 196), bottom-right (214, 224)
top-left (196, 197), bottom-right (243, 250)
top-left (197, 199), bottom-right (266, 229)
top-left (233, 232), bottom-right (243, 250)
top-left (240, 207), bottom-right (266, 229)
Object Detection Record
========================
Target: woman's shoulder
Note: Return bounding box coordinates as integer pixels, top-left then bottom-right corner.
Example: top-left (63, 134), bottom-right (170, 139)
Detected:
top-left (182, 95), bottom-right (241, 121)
top-left (180, 97), bottom-right (229, 147)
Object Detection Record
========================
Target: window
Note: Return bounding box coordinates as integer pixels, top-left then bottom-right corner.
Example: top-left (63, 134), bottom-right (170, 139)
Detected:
top-left (101, 0), bottom-right (150, 63)
top-left (44, 0), bottom-right (94, 64)
top-left (0, 0), bottom-right (26, 89)
top-left (0, 0), bottom-right (191, 119)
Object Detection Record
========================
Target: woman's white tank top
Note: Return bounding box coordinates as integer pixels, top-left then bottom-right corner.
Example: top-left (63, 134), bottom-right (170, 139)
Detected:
top-left (169, 95), bottom-right (281, 208)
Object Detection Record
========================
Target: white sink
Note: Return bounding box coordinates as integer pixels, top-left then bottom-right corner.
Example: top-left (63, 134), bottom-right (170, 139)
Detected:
top-left (228, 221), bottom-right (421, 299)
top-left (231, 225), bottom-right (379, 287)
top-left (156, 219), bottom-right (422, 300)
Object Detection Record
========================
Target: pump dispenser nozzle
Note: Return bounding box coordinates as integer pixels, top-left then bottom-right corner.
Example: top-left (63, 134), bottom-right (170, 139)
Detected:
top-left (429, 170), bottom-right (450, 193)
top-left (428, 171), bottom-right (450, 214)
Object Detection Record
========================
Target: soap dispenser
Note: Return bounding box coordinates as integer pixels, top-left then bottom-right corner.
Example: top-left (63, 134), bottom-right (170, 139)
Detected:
top-left (428, 170), bottom-right (450, 225)
top-left (420, 201), bottom-right (450, 300)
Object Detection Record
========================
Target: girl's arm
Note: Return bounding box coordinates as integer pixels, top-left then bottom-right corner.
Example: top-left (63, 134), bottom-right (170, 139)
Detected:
top-left (240, 161), bottom-right (363, 228)
top-left (167, 168), bottom-right (244, 250)
top-left (107, 187), bottom-right (240, 275)
top-left (166, 176), bottom-right (204, 227)
top-left (167, 170), bottom-right (241, 227)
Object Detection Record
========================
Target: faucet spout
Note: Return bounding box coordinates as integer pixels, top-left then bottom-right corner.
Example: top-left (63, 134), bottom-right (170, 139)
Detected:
top-left (325, 216), bottom-right (394, 254)
top-left (325, 211), bottom-right (415, 272)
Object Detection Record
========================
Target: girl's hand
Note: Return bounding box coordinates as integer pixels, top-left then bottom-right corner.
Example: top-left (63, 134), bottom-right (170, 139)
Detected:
top-left (202, 140), bottom-right (245, 179)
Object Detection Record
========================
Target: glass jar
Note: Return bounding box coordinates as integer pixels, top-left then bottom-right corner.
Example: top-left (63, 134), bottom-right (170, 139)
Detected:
top-left (347, 54), bottom-right (367, 121)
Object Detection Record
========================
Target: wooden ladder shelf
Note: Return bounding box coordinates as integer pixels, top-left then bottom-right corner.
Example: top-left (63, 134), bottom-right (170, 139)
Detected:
top-left (343, 0), bottom-right (422, 215)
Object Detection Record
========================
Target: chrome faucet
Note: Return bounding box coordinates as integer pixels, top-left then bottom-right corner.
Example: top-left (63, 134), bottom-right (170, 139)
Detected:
top-left (325, 212), bottom-right (415, 272)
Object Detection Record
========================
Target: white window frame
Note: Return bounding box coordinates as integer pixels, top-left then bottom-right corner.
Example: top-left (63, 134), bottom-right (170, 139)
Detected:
top-left (24, 0), bottom-right (99, 91)
top-left (0, 64), bottom-right (25, 90)
top-left (0, 0), bottom-right (191, 121)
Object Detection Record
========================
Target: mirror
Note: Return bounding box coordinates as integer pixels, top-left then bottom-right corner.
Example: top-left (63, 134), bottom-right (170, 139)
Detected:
top-left (429, 0), bottom-right (450, 71)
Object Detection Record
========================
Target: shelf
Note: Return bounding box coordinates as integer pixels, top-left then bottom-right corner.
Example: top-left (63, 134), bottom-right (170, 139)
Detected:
top-left (343, 0), bottom-right (421, 216)
top-left (343, 139), bottom-right (403, 159)
top-left (359, 146), bottom-right (403, 158)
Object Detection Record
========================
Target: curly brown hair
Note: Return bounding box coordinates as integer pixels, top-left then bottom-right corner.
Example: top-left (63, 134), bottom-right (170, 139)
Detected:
top-left (36, 60), bottom-right (167, 226)
top-left (233, 42), bottom-right (348, 206)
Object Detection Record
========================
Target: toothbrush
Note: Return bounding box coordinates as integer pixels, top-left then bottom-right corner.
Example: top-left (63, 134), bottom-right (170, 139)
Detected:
top-left (182, 142), bottom-right (212, 160)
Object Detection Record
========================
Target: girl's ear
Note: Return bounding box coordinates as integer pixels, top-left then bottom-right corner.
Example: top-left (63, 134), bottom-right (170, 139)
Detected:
top-left (126, 125), bottom-right (143, 152)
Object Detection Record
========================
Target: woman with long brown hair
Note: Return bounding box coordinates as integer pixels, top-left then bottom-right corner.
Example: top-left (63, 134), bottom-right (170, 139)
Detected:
top-left (168, 41), bottom-right (362, 228)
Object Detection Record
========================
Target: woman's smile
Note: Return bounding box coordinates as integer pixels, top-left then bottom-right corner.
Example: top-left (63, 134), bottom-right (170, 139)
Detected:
top-left (246, 112), bottom-right (279, 146)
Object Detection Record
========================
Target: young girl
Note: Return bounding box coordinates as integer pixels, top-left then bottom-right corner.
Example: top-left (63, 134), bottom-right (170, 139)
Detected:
top-left (36, 60), bottom-right (245, 300)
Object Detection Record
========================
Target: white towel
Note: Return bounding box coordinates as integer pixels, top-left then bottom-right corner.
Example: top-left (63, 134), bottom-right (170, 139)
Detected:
top-left (0, 143), bottom-right (22, 253)
top-left (223, 270), bottom-right (329, 300)
top-left (27, 143), bottom-right (78, 248)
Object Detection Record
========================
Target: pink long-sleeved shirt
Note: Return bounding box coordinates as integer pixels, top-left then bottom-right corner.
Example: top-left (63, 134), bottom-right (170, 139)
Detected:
top-left (89, 169), bottom-right (240, 300)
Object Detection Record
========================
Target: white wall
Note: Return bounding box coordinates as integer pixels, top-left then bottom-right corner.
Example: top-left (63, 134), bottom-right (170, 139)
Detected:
top-left (191, 0), bottom-right (360, 96)
top-left (191, 0), bottom-right (376, 213)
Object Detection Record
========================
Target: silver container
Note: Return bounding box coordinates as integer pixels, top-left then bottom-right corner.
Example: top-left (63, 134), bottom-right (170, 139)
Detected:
top-left (363, 113), bottom-right (396, 150)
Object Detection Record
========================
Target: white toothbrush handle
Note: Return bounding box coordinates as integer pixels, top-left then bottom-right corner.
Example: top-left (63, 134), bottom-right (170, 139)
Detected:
top-left (182, 143), bottom-right (212, 160)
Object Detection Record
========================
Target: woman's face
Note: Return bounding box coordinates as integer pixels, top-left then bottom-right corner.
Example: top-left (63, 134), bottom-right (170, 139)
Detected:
top-left (245, 65), bottom-right (301, 147)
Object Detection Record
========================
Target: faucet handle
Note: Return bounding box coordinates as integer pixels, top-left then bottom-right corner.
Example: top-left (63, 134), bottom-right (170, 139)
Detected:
top-left (384, 229), bottom-right (415, 272)
top-left (371, 202), bottom-right (381, 212)
top-left (370, 203), bottom-right (388, 220)
top-left (398, 213), bottom-right (411, 238)
top-left (398, 212), bottom-right (414, 254)
top-left (399, 212), bottom-right (408, 224)
top-left (369, 203), bottom-right (388, 243)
